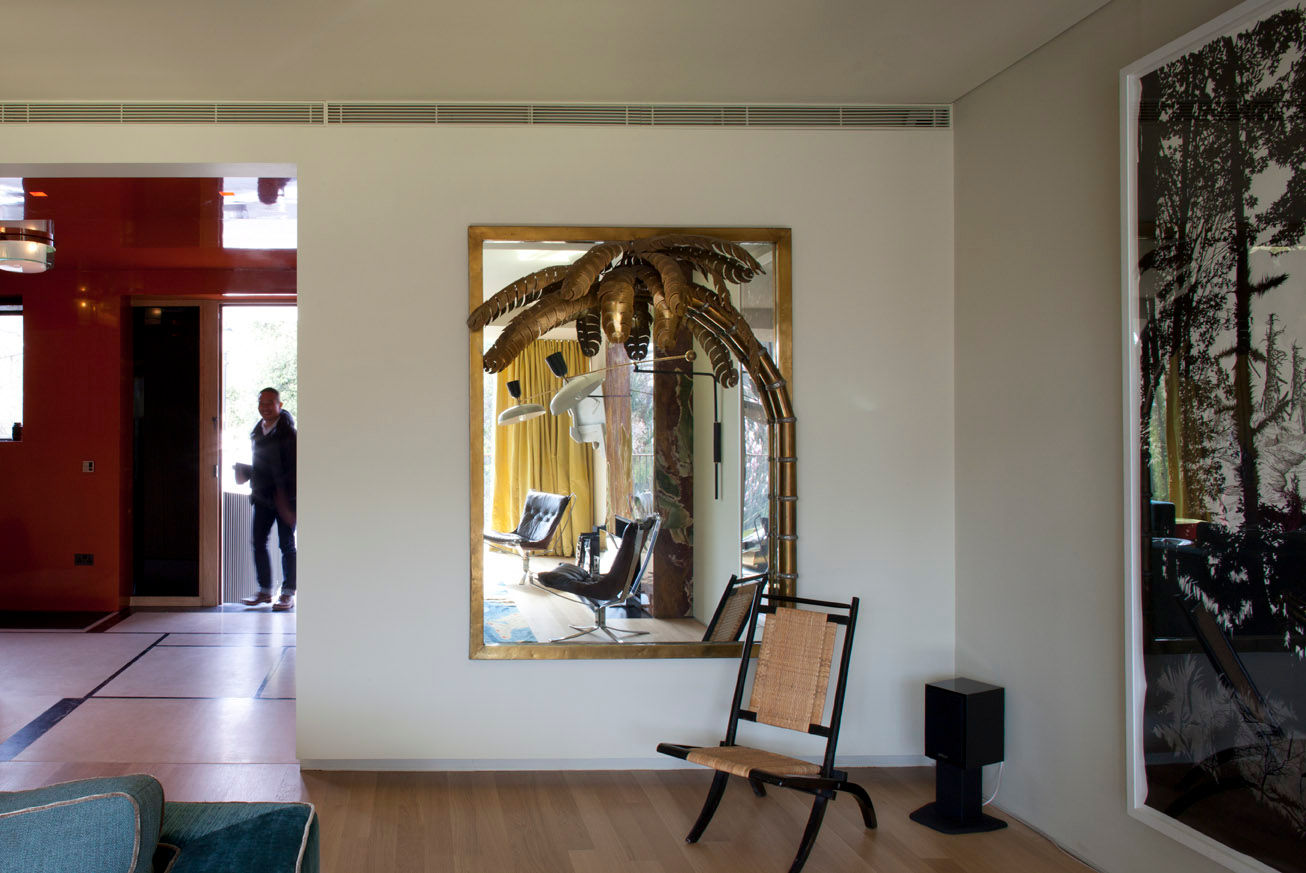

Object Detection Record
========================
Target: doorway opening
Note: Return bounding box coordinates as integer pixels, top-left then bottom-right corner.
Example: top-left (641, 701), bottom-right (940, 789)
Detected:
top-left (221, 305), bottom-right (298, 605)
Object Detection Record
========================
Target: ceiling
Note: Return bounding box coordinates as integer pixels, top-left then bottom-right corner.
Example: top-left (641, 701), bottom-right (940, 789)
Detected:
top-left (7, 178), bottom-right (296, 274)
top-left (8, 0), bottom-right (1111, 105)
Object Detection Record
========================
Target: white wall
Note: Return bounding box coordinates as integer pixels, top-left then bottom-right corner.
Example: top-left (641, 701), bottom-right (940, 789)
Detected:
top-left (0, 121), bottom-right (954, 766)
top-left (693, 353), bottom-right (741, 626)
top-left (954, 0), bottom-right (1247, 871)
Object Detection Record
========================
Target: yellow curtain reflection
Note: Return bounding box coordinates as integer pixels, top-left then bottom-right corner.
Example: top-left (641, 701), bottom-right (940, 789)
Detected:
top-left (491, 339), bottom-right (595, 556)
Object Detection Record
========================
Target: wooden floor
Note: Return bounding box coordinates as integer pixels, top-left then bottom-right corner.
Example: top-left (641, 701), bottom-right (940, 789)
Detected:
top-left (484, 547), bottom-right (707, 644)
top-left (0, 611), bottom-right (1091, 872)
top-left (0, 762), bottom-right (1092, 873)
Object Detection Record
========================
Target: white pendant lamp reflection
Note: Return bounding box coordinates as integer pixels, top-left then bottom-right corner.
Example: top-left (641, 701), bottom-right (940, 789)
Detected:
top-left (548, 370), bottom-right (606, 416)
top-left (0, 221), bottom-right (54, 274)
top-left (497, 379), bottom-right (546, 425)
top-left (544, 352), bottom-right (607, 445)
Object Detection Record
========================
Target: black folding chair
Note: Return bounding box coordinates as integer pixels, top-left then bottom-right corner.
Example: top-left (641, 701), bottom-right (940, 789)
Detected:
top-left (658, 590), bottom-right (875, 873)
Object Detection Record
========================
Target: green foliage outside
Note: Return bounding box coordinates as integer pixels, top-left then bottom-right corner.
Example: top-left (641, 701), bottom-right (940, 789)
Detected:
top-left (223, 310), bottom-right (298, 437)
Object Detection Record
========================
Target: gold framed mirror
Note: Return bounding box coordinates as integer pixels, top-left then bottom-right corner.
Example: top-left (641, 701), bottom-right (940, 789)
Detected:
top-left (468, 226), bottom-right (792, 659)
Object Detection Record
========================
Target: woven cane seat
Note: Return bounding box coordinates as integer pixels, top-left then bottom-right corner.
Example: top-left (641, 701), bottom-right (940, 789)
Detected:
top-left (685, 745), bottom-right (821, 779)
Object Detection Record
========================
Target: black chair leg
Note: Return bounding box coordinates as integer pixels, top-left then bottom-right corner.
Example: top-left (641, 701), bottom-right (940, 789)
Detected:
top-left (788, 795), bottom-right (829, 873)
top-left (686, 771), bottom-right (730, 843)
top-left (838, 780), bottom-right (876, 828)
top-left (748, 777), bottom-right (767, 797)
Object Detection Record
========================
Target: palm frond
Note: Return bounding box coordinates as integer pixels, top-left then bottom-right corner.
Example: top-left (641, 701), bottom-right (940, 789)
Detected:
top-left (625, 300), bottom-right (652, 361)
top-left (560, 242), bottom-right (627, 300)
top-left (598, 266), bottom-right (638, 344)
top-left (632, 234), bottom-right (764, 274)
top-left (688, 317), bottom-right (739, 387)
top-left (575, 307), bottom-right (602, 357)
top-left (483, 290), bottom-right (600, 373)
top-left (642, 252), bottom-right (690, 347)
top-left (664, 246), bottom-right (761, 288)
top-left (467, 267), bottom-right (569, 330)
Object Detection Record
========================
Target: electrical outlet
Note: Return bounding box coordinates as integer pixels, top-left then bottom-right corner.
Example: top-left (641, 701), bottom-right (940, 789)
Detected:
top-left (73, 553), bottom-right (94, 566)
top-left (82, 461), bottom-right (95, 473)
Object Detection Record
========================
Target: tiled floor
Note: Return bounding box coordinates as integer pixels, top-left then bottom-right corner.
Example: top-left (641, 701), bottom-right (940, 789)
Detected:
top-left (0, 607), bottom-right (296, 765)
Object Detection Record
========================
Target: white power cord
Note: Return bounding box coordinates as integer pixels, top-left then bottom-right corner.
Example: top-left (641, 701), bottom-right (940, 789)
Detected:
top-left (982, 761), bottom-right (1004, 806)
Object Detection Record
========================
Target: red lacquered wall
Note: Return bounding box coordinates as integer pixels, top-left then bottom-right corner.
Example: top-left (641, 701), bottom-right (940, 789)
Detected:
top-left (0, 178), bottom-right (294, 612)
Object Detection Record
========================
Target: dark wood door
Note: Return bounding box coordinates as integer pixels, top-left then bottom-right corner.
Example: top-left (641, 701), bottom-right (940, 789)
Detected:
top-left (131, 306), bottom-right (200, 596)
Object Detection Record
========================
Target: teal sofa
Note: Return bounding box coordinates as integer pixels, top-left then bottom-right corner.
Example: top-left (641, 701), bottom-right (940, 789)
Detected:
top-left (0, 774), bottom-right (319, 873)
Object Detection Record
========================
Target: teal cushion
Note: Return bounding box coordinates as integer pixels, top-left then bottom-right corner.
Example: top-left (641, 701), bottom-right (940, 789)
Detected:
top-left (0, 774), bottom-right (164, 873)
top-left (161, 801), bottom-right (318, 873)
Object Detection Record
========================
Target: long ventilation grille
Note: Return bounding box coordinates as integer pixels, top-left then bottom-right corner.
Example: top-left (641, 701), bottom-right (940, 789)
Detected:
top-left (0, 101), bottom-right (949, 129)
top-left (0, 102), bottom-right (326, 124)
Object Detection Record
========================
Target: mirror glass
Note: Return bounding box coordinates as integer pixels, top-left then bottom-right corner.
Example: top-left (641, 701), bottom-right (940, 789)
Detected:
top-left (468, 226), bottom-right (791, 659)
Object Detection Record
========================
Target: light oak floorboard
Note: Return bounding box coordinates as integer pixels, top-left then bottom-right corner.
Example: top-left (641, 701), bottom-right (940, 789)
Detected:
top-left (0, 763), bottom-right (1091, 873)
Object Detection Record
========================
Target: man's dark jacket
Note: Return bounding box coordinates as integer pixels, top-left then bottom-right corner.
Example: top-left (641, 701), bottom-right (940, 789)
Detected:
top-left (250, 410), bottom-right (296, 510)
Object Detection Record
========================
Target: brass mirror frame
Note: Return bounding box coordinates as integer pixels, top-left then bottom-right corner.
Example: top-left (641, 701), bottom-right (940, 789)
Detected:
top-left (468, 225), bottom-right (793, 660)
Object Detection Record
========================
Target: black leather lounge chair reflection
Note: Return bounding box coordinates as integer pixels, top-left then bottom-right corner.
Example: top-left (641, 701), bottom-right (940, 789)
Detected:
top-left (534, 514), bottom-right (660, 643)
top-left (483, 490), bottom-right (573, 584)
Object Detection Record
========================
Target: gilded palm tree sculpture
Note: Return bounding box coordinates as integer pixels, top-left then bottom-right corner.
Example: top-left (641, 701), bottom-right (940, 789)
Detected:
top-left (468, 233), bottom-right (797, 594)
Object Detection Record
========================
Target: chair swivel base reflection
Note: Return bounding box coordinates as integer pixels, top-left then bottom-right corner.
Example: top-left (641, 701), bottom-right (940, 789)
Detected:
top-left (532, 583), bottom-right (652, 642)
top-left (485, 545), bottom-right (538, 585)
top-left (552, 619), bottom-right (650, 644)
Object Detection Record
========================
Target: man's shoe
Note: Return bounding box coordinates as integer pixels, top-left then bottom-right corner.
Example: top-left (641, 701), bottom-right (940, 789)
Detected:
top-left (273, 593), bottom-right (295, 612)
top-left (242, 591), bottom-right (273, 606)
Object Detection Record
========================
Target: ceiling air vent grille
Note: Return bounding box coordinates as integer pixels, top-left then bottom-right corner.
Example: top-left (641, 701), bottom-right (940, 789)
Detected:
top-left (210, 103), bottom-right (324, 124)
top-left (328, 103), bottom-right (439, 124)
top-left (746, 106), bottom-right (844, 127)
top-left (649, 106), bottom-right (749, 126)
top-left (120, 104), bottom-right (221, 123)
top-left (528, 104), bottom-right (634, 125)
top-left (436, 104), bottom-right (532, 124)
top-left (0, 102), bottom-right (324, 124)
top-left (0, 101), bottom-right (949, 129)
top-left (839, 106), bottom-right (950, 128)
top-left (12, 103), bottom-right (126, 123)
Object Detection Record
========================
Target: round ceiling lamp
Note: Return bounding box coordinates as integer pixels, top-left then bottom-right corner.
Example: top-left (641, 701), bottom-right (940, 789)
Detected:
top-left (496, 378), bottom-right (547, 425)
top-left (497, 402), bottom-right (547, 425)
top-left (0, 221), bottom-right (55, 274)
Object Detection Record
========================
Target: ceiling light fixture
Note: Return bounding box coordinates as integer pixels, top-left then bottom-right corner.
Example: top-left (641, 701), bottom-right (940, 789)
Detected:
top-left (0, 220), bottom-right (54, 274)
top-left (496, 379), bottom-right (547, 425)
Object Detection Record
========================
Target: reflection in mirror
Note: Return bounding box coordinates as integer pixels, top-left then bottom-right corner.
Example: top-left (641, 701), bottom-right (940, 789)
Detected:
top-left (468, 227), bottom-right (792, 659)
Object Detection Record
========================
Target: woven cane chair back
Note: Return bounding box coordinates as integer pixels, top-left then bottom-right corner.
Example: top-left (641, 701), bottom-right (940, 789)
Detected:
top-left (749, 606), bottom-right (839, 732)
top-left (703, 574), bottom-right (766, 643)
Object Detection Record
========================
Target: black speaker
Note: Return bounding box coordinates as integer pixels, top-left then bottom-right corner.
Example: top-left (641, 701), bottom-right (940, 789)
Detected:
top-left (924, 678), bottom-right (1004, 767)
top-left (910, 678), bottom-right (1007, 834)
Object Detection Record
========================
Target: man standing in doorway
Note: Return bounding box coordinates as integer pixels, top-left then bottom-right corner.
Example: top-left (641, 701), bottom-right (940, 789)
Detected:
top-left (240, 387), bottom-right (297, 610)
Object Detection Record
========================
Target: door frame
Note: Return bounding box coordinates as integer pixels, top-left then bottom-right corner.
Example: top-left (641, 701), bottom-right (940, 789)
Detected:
top-left (217, 299), bottom-right (298, 605)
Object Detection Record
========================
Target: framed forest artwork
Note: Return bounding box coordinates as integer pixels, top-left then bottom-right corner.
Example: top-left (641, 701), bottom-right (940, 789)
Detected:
top-left (1124, 3), bottom-right (1306, 871)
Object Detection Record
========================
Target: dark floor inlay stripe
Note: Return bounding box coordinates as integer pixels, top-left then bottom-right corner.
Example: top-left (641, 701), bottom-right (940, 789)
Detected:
top-left (85, 634), bottom-right (169, 696)
top-left (0, 632), bottom-right (171, 759)
top-left (0, 698), bottom-right (82, 762)
top-left (255, 646), bottom-right (293, 699)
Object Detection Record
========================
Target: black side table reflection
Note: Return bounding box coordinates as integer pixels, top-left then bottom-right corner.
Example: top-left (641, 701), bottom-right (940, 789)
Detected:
top-left (576, 530), bottom-right (601, 578)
